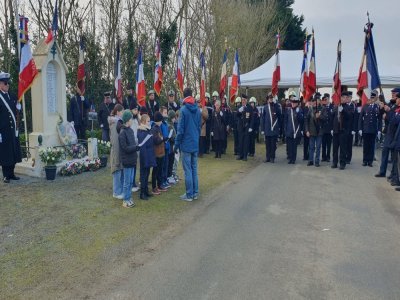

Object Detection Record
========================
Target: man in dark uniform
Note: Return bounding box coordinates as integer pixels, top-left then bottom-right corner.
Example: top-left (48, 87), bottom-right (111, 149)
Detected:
top-left (221, 95), bottom-right (231, 154)
top-left (205, 93), bottom-right (213, 154)
top-left (305, 96), bottom-right (323, 167)
top-left (232, 96), bottom-right (241, 155)
top-left (302, 99), bottom-right (310, 161)
top-left (284, 96), bottom-right (304, 164)
top-left (0, 72), bottom-right (22, 183)
top-left (346, 91), bottom-right (356, 164)
top-left (167, 90), bottom-right (180, 112)
top-left (97, 91), bottom-right (114, 141)
top-left (125, 87), bottom-right (138, 110)
top-left (375, 92), bottom-right (400, 181)
top-left (261, 93), bottom-right (281, 163)
top-left (69, 88), bottom-right (90, 141)
top-left (358, 90), bottom-right (382, 167)
top-left (237, 94), bottom-right (254, 161)
top-left (248, 97), bottom-right (259, 157)
top-left (145, 90), bottom-right (160, 121)
top-left (331, 91), bottom-right (353, 170)
top-left (354, 98), bottom-right (363, 146)
top-left (320, 93), bottom-right (333, 162)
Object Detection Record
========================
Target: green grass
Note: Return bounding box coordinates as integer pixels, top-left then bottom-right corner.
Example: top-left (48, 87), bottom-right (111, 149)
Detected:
top-left (0, 140), bottom-right (262, 298)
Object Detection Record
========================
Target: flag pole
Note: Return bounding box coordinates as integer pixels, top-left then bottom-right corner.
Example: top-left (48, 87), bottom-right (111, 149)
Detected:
top-left (14, 1), bottom-right (30, 158)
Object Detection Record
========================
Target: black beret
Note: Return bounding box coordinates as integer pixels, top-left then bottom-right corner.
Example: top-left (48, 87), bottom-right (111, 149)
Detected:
top-left (323, 93), bottom-right (330, 99)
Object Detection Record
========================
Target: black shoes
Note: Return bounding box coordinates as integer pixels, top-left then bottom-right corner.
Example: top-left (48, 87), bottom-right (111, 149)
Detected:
top-left (362, 162), bottom-right (367, 166)
top-left (307, 161), bottom-right (314, 166)
top-left (339, 165), bottom-right (345, 170)
top-left (367, 162), bottom-right (373, 167)
top-left (375, 173), bottom-right (385, 177)
top-left (331, 164), bottom-right (337, 169)
top-left (315, 162), bottom-right (320, 167)
top-left (3, 177), bottom-right (10, 183)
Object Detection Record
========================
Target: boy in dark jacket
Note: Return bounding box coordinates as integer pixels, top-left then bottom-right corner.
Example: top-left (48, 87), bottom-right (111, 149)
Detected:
top-left (151, 111), bottom-right (167, 195)
top-left (118, 110), bottom-right (139, 208)
top-left (137, 114), bottom-right (156, 200)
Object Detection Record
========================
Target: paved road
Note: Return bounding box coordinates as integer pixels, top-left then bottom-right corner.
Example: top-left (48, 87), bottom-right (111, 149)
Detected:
top-left (98, 147), bottom-right (400, 300)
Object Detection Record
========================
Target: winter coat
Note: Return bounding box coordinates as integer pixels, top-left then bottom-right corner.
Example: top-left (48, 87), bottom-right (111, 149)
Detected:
top-left (167, 101), bottom-right (180, 112)
top-left (237, 104), bottom-right (254, 134)
top-left (98, 102), bottom-right (114, 130)
top-left (175, 96), bottom-right (201, 153)
top-left (0, 91), bottom-right (22, 166)
top-left (137, 125), bottom-right (156, 168)
top-left (200, 106), bottom-right (209, 137)
top-left (261, 102), bottom-right (281, 137)
top-left (160, 120), bottom-right (170, 152)
top-left (118, 125), bottom-right (138, 168)
top-left (167, 120), bottom-right (176, 149)
top-left (358, 103), bottom-right (382, 134)
top-left (284, 107), bottom-right (304, 138)
top-left (383, 107), bottom-right (400, 149)
top-left (69, 94), bottom-right (90, 127)
top-left (332, 104), bottom-right (354, 134)
top-left (108, 116), bottom-right (123, 173)
top-left (151, 123), bottom-right (165, 158)
top-left (211, 109), bottom-right (227, 141)
top-left (319, 104), bottom-right (334, 134)
top-left (146, 100), bottom-right (160, 120)
top-left (305, 105), bottom-right (323, 137)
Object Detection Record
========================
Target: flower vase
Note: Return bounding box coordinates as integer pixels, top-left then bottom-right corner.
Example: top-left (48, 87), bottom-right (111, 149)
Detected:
top-left (45, 165), bottom-right (57, 180)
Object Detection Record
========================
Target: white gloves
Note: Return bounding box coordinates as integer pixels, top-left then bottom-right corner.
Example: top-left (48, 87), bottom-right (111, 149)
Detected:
top-left (173, 102), bottom-right (177, 107)
top-left (81, 96), bottom-right (85, 101)
top-left (100, 124), bottom-right (104, 128)
top-left (331, 130), bottom-right (334, 136)
top-left (16, 103), bottom-right (22, 111)
top-left (248, 128), bottom-right (253, 133)
top-left (238, 107), bottom-right (244, 113)
top-left (377, 131), bottom-right (382, 139)
top-left (301, 131), bottom-right (304, 136)
top-left (211, 132), bottom-right (214, 136)
top-left (296, 107), bottom-right (300, 113)
top-left (261, 131), bottom-right (265, 135)
top-left (359, 130), bottom-right (362, 136)
top-left (357, 107), bottom-right (362, 113)
top-left (220, 111), bottom-right (223, 117)
top-left (351, 131), bottom-right (355, 135)
top-left (338, 105), bottom-right (343, 112)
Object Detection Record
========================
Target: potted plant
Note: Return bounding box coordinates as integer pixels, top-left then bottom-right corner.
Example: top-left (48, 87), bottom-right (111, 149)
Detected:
top-left (97, 140), bottom-right (111, 167)
top-left (38, 147), bottom-right (65, 180)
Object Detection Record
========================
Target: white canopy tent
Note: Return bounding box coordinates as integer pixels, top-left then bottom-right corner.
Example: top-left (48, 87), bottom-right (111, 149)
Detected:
top-left (228, 50), bottom-right (400, 89)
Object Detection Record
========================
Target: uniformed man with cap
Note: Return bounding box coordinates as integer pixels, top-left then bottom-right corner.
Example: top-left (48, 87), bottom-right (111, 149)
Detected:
top-left (211, 91), bottom-right (219, 105)
top-left (167, 90), bottom-right (180, 112)
top-left (205, 92), bottom-right (213, 153)
top-left (331, 91), bottom-right (353, 170)
top-left (97, 91), bottom-right (114, 141)
top-left (237, 94), bottom-right (254, 161)
top-left (261, 93), bottom-right (282, 163)
top-left (345, 91), bottom-right (356, 164)
top-left (358, 89), bottom-right (382, 167)
top-left (320, 93), bottom-right (333, 162)
top-left (284, 96), bottom-right (304, 164)
top-left (146, 90), bottom-right (160, 121)
top-left (69, 87), bottom-right (90, 141)
top-left (232, 96), bottom-right (241, 155)
top-left (0, 72), bottom-right (22, 183)
top-left (248, 96), bottom-right (259, 157)
top-left (305, 96), bottom-right (323, 167)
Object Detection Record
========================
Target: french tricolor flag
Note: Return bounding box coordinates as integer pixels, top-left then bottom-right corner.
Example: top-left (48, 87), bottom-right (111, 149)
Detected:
top-left (271, 32), bottom-right (281, 96)
top-left (306, 30), bottom-right (316, 101)
top-left (176, 38), bottom-right (184, 96)
top-left (18, 16), bottom-right (38, 101)
top-left (229, 49), bottom-right (240, 103)
top-left (114, 39), bottom-right (122, 103)
top-left (357, 17), bottom-right (381, 106)
top-left (45, 0), bottom-right (58, 45)
top-left (299, 34), bottom-right (310, 98)
top-left (154, 38), bottom-right (163, 96)
top-left (136, 47), bottom-right (146, 107)
top-left (77, 37), bottom-right (85, 96)
top-left (200, 52), bottom-right (206, 107)
top-left (219, 49), bottom-right (227, 99)
top-left (332, 40), bottom-right (342, 106)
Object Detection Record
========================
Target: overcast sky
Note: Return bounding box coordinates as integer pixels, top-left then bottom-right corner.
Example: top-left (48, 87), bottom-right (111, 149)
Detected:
top-left (291, 0), bottom-right (400, 78)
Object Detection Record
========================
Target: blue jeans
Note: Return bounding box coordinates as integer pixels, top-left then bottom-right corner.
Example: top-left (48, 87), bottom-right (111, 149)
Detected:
top-left (122, 167), bottom-right (134, 201)
top-left (309, 136), bottom-right (322, 163)
top-left (182, 152), bottom-right (198, 198)
top-left (112, 169), bottom-right (124, 196)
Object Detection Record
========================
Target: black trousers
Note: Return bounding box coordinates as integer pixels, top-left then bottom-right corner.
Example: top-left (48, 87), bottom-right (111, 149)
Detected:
top-left (238, 130), bottom-right (250, 159)
top-left (233, 129), bottom-right (239, 154)
top-left (346, 134), bottom-right (353, 162)
top-left (249, 131), bottom-right (256, 155)
top-left (74, 125), bottom-right (86, 141)
top-left (332, 132), bottom-right (347, 166)
top-left (287, 137), bottom-right (300, 162)
top-left (2, 165), bottom-right (15, 178)
top-left (205, 130), bottom-right (211, 153)
top-left (222, 138), bottom-right (227, 153)
top-left (362, 133), bottom-right (376, 163)
top-left (167, 152), bottom-right (174, 177)
top-left (140, 166), bottom-right (150, 193)
top-left (199, 136), bottom-right (206, 156)
top-left (303, 135), bottom-right (309, 160)
top-left (152, 157), bottom-right (164, 189)
top-left (321, 133), bottom-right (332, 161)
top-left (214, 140), bottom-right (223, 157)
top-left (265, 136), bottom-right (277, 160)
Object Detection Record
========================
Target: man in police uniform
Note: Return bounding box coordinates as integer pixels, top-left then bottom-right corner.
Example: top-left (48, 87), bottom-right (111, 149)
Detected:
top-left (284, 96), bottom-right (304, 164)
top-left (0, 72), bottom-right (22, 183)
top-left (167, 90), bottom-right (180, 112)
top-left (97, 91), bottom-right (114, 141)
top-left (236, 94), bottom-right (254, 161)
top-left (69, 88), bottom-right (90, 140)
top-left (145, 90), bottom-right (160, 121)
top-left (320, 93), bottom-right (333, 162)
top-left (232, 96), bottom-right (241, 155)
top-left (205, 92), bottom-right (213, 153)
top-left (261, 93), bottom-right (282, 163)
top-left (331, 91), bottom-right (353, 170)
top-left (346, 91), bottom-right (356, 164)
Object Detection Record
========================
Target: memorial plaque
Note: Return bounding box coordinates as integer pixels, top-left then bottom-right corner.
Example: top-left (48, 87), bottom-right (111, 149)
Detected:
top-left (47, 62), bottom-right (57, 113)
